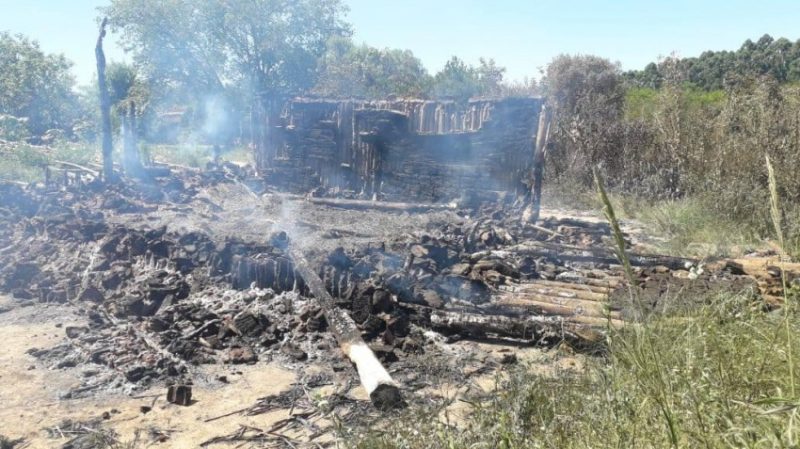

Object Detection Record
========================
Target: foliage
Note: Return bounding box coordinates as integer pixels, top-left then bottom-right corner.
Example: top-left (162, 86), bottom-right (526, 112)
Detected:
top-left (626, 34), bottom-right (800, 91)
top-left (0, 115), bottom-right (30, 142)
top-left (103, 0), bottom-right (351, 101)
top-left (542, 54), bottom-right (625, 186)
top-left (0, 139), bottom-right (97, 183)
top-left (314, 37), bottom-right (432, 98)
top-left (0, 32), bottom-right (81, 138)
top-left (432, 56), bottom-right (506, 101)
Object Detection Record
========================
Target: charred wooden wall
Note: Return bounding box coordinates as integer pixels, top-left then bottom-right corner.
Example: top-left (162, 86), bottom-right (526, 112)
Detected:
top-left (256, 97), bottom-right (543, 202)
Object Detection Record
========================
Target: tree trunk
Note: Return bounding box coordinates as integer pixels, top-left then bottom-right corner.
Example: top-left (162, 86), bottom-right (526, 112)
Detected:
top-left (95, 18), bottom-right (113, 182)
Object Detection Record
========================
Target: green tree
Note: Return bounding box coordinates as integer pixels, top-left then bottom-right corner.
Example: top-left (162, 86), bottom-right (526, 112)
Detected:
top-left (432, 56), bottom-right (480, 101)
top-left (543, 54), bottom-right (625, 184)
top-left (475, 57), bottom-right (506, 96)
top-left (314, 37), bottom-right (431, 98)
top-left (103, 0), bottom-right (351, 102)
top-left (432, 56), bottom-right (509, 101)
top-left (0, 32), bottom-right (80, 138)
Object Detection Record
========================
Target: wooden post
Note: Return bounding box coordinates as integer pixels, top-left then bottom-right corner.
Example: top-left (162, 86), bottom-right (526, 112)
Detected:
top-left (123, 101), bottom-right (142, 175)
top-left (524, 103), bottom-right (551, 222)
top-left (287, 245), bottom-right (403, 410)
top-left (95, 18), bottom-right (113, 183)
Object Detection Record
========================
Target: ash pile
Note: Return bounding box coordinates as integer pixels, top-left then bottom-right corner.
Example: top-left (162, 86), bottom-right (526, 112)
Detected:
top-left (0, 167), bottom-right (782, 402)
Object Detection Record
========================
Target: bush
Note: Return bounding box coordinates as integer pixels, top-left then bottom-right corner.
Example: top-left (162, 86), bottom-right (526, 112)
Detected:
top-left (0, 115), bottom-right (30, 142)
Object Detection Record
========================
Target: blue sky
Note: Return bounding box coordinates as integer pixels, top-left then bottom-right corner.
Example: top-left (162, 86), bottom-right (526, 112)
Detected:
top-left (2, 0), bottom-right (800, 86)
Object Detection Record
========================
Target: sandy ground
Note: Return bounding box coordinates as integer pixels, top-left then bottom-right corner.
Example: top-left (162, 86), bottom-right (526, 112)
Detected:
top-left (0, 296), bottom-right (328, 448)
top-left (0, 292), bottom-right (585, 448)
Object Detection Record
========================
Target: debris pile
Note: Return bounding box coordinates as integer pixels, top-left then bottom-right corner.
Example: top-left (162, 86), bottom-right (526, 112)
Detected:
top-left (0, 167), bottom-right (793, 403)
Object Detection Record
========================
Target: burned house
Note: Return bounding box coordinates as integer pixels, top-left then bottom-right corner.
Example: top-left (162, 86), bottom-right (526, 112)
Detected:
top-left (255, 97), bottom-right (544, 202)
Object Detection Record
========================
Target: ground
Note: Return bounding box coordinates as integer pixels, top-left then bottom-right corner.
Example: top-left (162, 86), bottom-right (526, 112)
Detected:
top-left (0, 170), bottom-right (778, 448)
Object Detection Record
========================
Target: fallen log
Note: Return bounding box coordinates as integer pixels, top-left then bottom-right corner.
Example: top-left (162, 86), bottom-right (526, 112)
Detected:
top-left (504, 241), bottom-right (697, 271)
top-left (287, 195), bottom-right (456, 213)
top-left (51, 160), bottom-right (100, 177)
top-left (495, 294), bottom-right (623, 321)
top-left (287, 245), bottom-right (403, 410)
top-left (404, 303), bottom-right (606, 346)
top-left (502, 279), bottom-right (613, 295)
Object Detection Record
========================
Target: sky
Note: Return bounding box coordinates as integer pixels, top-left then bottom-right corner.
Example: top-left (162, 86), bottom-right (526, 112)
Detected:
top-left (2, 0), bottom-right (800, 86)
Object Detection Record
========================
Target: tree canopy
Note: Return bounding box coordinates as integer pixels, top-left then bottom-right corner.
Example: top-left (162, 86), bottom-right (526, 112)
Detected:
top-left (103, 0), bottom-right (351, 102)
top-left (313, 37), bottom-right (431, 98)
top-left (626, 34), bottom-right (800, 90)
top-left (0, 32), bottom-right (80, 137)
top-left (432, 56), bottom-right (507, 101)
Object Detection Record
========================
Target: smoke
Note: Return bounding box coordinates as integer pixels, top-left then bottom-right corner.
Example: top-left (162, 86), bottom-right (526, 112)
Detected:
top-left (200, 95), bottom-right (232, 144)
top-left (156, 94), bottom-right (236, 167)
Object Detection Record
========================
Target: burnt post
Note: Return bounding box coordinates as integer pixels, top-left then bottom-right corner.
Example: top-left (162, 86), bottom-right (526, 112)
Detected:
top-left (95, 18), bottom-right (113, 182)
top-left (525, 103), bottom-right (551, 222)
top-left (122, 101), bottom-right (143, 175)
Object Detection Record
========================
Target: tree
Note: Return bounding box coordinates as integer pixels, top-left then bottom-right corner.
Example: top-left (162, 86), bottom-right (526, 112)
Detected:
top-left (0, 32), bottom-right (80, 138)
top-left (432, 56), bottom-right (480, 101)
top-left (103, 0), bottom-right (351, 102)
top-left (475, 58), bottom-right (506, 96)
top-left (626, 35), bottom-right (800, 91)
top-left (431, 56), bottom-right (509, 101)
top-left (542, 55), bottom-right (625, 184)
top-left (314, 37), bottom-right (431, 98)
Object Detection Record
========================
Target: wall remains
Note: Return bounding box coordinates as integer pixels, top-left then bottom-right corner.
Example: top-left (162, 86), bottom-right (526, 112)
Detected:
top-left (256, 97), bottom-right (543, 202)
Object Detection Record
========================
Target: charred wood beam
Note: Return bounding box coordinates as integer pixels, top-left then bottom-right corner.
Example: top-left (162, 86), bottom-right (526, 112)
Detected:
top-left (525, 104), bottom-right (551, 223)
top-left (403, 303), bottom-right (606, 347)
top-left (50, 160), bottom-right (100, 177)
top-left (287, 245), bottom-right (403, 411)
top-left (496, 241), bottom-right (698, 271)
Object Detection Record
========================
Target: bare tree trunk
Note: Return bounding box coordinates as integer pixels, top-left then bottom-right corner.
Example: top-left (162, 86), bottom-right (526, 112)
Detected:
top-left (524, 104), bottom-right (552, 222)
top-left (95, 18), bottom-right (113, 182)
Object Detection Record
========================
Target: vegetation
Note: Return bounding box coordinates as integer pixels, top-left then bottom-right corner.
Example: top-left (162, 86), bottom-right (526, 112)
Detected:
top-left (314, 37), bottom-right (431, 98)
top-left (626, 34), bottom-right (800, 91)
top-left (354, 290), bottom-right (800, 449)
top-left (542, 50), bottom-right (800, 258)
top-left (0, 32), bottom-right (82, 137)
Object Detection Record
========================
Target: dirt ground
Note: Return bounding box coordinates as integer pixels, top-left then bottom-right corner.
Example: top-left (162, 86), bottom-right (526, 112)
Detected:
top-left (0, 294), bottom-right (582, 448)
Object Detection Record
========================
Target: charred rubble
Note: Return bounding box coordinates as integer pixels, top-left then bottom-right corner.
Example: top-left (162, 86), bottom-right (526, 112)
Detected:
top-left (0, 160), bottom-right (781, 401)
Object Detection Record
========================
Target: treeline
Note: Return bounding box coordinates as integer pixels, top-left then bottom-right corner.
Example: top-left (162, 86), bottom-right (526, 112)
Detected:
top-left (626, 34), bottom-right (800, 90)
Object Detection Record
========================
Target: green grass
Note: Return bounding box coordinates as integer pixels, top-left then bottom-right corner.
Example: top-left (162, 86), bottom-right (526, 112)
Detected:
top-left (142, 144), bottom-right (253, 168)
top-left (631, 197), bottom-right (762, 258)
top-left (0, 141), bottom-right (98, 183)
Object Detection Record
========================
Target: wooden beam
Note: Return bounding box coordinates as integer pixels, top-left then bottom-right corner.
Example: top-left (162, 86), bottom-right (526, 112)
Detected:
top-left (525, 103), bottom-right (551, 223)
top-left (287, 245), bottom-right (403, 410)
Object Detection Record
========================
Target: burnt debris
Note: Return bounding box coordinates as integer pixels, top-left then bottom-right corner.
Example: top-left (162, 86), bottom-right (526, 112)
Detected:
top-left (0, 161), bottom-right (789, 406)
